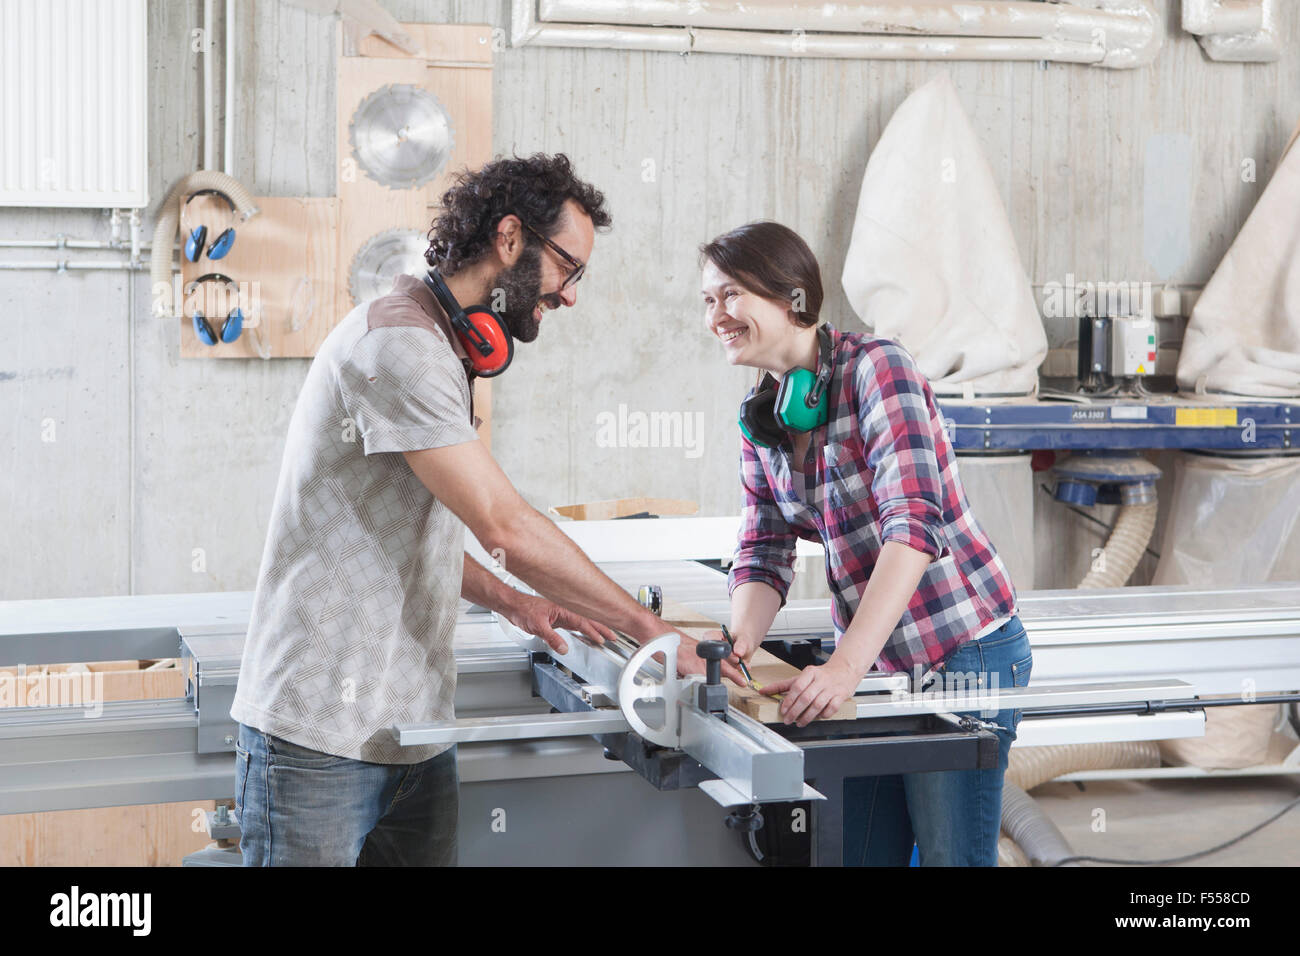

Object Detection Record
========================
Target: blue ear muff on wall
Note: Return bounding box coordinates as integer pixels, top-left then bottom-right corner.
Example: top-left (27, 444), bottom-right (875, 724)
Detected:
top-left (184, 225), bottom-right (208, 263)
top-left (186, 273), bottom-right (244, 346)
top-left (192, 311), bottom-right (219, 346)
top-left (220, 306), bottom-right (243, 342)
top-left (206, 227), bottom-right (236, 260)
top-left (181, 189), bottom-right (238, 263)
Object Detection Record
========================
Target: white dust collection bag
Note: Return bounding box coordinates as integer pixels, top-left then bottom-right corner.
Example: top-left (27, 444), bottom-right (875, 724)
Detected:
top-left (1177, 119), bottom-right (1300, 398)
top-left (1151, 451), bottom-right (1297, 770)
top-left (1152, 452), bottom-right (1300, 586)
top-left (955, 454), bottom-right (1036, 592)
top-left (841, 72), bottom-right (1046, 398)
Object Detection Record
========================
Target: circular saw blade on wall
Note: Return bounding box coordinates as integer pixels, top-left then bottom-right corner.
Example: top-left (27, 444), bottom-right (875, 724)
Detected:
top-left (349, 228), bottom-right (429, 305)
top-left (348, 83), bottom-right (455, 189)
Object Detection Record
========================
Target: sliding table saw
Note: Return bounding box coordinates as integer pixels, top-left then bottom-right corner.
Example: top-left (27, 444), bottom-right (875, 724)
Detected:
top-left (3, 558), bottom-right (1299, 865)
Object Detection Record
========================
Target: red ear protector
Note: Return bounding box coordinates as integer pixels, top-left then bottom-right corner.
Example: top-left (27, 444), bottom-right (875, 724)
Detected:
top-left (422, 266), bottom-right (514, 378)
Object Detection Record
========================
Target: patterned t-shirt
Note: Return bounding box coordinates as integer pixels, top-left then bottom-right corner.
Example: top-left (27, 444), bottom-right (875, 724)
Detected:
top-left (230, 274), bottom-right (479, 763)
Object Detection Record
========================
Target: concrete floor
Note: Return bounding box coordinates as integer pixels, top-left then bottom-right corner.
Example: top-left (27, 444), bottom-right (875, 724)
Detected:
top-left (1031, 773), bottom-right (1300, 867)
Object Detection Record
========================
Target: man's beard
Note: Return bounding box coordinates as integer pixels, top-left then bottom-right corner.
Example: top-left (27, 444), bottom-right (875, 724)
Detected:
top-left (492, 243), bottom-right (559, 344)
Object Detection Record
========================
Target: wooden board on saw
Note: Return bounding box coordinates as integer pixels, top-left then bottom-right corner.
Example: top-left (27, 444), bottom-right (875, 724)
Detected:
top-left (338, 22), bottom-right (494, 445)
top-left (658, 599), bottom-right (854, 723)
top-left (179, 196), bottom-right (339, 359)
top-left (550, 498), bottom-right (700, 521)
top-left (730, 648), bottom-right (855, 723)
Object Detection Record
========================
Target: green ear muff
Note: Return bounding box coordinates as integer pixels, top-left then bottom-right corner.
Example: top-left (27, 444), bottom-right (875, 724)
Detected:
top-left (774, 366), bottom-right (828, 433)
top-left (739, 385), bottom-right (787, 448)
top-left (736, 326), bottom-right (834, 447)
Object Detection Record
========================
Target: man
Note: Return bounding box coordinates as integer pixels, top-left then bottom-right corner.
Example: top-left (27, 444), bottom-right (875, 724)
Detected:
top-left (230, 153), bottom-right (741, 866)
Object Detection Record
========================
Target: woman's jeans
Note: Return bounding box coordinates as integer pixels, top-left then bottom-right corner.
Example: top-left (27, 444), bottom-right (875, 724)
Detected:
top-left (842, 615), bottom-right (1033, 866)
top-left (234, 723), bottom-right (459, 866)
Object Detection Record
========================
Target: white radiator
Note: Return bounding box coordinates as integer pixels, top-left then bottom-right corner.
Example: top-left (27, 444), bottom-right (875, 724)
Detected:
top-left (0, 0), bottom-right (148, 208)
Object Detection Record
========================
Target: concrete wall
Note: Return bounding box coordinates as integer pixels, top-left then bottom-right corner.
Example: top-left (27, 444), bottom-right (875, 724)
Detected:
top-left (2, 1), bottom-right (1298, 600)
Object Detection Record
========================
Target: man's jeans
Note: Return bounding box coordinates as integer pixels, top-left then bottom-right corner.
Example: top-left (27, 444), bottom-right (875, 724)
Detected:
top-left (234, 723), bottom-right (458, 866)
top-left (843, 615), bottom-right (1033, 866)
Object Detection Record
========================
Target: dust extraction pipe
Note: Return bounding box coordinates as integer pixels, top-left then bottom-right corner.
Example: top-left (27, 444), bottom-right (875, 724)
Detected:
top-left (1001, 782), bottom-right (1078, 866)
top-left (520, 1), bottom-right (1162, 68)
top-left (1182, 0), bottom-right (1278, 61)
top-left (998, 740), bottom-right (1162, 865)
top-left (1078, 495), bottom-right (1158, 589)
top-left (149, 170), bottom-right (258, 317)
top-left (1051, 454), bottom-right (1162, 589)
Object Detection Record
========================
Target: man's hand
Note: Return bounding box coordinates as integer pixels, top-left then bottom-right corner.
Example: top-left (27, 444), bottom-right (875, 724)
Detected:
top-left (502, 593), bottom-right (616, 655)
top-left (762, 657), bottom-right (861, 727)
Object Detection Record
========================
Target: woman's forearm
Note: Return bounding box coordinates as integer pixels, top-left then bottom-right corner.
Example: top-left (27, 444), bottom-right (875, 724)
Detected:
top-left (729, 580), bottom-right (784, 658)
top-left (832, 541), bottom-right (933, 677)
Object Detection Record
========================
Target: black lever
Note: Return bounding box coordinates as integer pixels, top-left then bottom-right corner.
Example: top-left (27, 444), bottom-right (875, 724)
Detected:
top-left (724, 803), bottom-right (764, 832)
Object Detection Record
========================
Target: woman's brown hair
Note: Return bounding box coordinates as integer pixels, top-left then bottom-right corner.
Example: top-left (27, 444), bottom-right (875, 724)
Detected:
top-left (698, 220), bottom-right (823, 328)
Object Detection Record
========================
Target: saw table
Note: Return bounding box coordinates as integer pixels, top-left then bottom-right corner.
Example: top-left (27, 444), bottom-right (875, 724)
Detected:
top-left (3, 559), bottom-right (1299, 865)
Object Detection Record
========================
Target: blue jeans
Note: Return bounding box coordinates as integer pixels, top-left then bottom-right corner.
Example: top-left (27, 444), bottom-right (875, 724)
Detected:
top-left (234, 723), bottom-right (459, 866)
top-left (843, 615), bottom-right (1032, 866)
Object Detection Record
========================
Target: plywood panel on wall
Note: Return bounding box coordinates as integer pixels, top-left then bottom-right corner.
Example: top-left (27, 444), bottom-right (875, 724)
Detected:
top-left (179, 196), bottom-right (340, 359)
top-left (338, 24), bottom-right (494, 441)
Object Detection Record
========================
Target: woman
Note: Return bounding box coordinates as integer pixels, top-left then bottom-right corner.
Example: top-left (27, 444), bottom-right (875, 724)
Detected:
top-left (700, 220), bottom-right (1030, 866)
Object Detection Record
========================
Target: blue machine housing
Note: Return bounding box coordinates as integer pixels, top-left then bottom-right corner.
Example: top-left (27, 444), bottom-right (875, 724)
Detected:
top-left (938, 399), bottom-right (1298, 453)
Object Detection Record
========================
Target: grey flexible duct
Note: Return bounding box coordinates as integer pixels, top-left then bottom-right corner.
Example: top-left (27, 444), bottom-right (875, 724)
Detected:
top-left (1001, 782), bottom-right (1078, 866)
top-left (149, 170), bottom-right (259, 317)
top-left (998, 830), bottom-right (1030, 867)
top-left (998, 740), bottom-right (1162, 866)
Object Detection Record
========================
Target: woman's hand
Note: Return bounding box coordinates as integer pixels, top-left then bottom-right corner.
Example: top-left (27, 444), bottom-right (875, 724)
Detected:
top-left (761, 656), bottom-right (862, 727)
top-left (700, 628), bottom-right (757, 664)
top-left (503, 593), bottom-right (617, 654)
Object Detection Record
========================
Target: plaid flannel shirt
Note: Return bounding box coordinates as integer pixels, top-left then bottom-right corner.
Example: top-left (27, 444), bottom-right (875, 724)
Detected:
top-left (727, 324), bottom-right (1018, 676)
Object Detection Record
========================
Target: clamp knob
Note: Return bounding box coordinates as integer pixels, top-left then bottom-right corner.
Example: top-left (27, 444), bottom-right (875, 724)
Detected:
top-left (695, 640), bottom-right (731, 718)
top-left (696, 640), bottom-right (730, 686)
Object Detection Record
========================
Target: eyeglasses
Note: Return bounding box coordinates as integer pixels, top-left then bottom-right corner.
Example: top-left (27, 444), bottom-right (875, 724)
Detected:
top-left (520, 219), bottom-right (585, 291)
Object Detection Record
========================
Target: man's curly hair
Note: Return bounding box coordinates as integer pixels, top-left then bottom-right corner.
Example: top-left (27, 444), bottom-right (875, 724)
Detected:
top-left (426, 153), bottom-right (611, 274)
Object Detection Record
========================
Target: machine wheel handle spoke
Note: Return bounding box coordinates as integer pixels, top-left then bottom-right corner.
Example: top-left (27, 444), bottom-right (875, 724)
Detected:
top-left (617, 633), bottom-right (689, 748)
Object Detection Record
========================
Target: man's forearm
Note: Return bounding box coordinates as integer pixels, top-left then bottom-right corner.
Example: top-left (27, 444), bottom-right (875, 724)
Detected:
top-left (460, 553), bottom-right (524, 615)
top-left (493, 507), bottom-right (664, 642)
